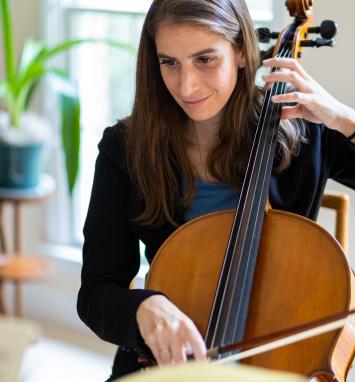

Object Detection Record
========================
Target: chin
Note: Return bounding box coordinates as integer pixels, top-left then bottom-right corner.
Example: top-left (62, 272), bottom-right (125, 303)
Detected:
top-left (184, 110), bottom-right (219, 122)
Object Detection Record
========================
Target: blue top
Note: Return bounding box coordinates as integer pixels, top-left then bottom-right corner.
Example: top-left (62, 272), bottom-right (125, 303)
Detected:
top-left (184, 179), bottom-right (240, 221)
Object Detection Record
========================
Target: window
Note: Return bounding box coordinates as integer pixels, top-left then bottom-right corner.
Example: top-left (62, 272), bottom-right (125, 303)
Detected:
top-left (44, 0), bottom-right (283, 248)
top-left (66, 9), bottom-right (145, 245)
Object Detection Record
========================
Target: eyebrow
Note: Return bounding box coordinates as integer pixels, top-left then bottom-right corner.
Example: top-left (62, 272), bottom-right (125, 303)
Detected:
top-left (157, 48), bottom-right (219, 59)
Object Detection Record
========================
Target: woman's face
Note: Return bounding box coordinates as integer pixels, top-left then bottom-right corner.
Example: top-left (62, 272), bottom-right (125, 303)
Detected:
top-left (155, 23), bottom-right (245, 126)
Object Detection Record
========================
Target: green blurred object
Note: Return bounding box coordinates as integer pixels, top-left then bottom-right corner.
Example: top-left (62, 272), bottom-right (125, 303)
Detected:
top-left (0, 0), bottom-right (135, 193)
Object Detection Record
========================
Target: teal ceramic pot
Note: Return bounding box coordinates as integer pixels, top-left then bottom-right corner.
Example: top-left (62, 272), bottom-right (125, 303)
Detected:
top-left (0, 143), bottom-right (44, 188)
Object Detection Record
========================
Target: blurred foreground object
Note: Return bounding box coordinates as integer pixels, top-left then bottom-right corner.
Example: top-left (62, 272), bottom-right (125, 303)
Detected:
top-left (0, 314), bottom-right (40, 382)
top-left (118, 362), bottom-right (306, 382)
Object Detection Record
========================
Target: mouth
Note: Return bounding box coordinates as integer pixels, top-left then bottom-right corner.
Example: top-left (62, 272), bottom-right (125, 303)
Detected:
top-left (182, 95), bottom-right (211, 108)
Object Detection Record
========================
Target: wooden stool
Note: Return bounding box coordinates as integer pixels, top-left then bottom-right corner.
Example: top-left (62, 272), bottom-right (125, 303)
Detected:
top-left (0, 174), bottom-right (55, 317)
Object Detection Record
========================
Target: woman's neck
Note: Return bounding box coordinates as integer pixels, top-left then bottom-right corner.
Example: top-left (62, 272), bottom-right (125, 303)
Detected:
top-left (186, 118), bottom-right (220, 150)
top-left (184, 118), bottom-right (221, 182)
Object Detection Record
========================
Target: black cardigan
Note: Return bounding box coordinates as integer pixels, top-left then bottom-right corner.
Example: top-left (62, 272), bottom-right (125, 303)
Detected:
top-left (77, 120), bottom-right (355, 356)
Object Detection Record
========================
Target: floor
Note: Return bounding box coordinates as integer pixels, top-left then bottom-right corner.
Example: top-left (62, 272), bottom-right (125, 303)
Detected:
top-left (20, 336), bottom-right (113, 382)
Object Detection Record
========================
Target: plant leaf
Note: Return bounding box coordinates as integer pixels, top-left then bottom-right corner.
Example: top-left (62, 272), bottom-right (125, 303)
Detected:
top-left (48, 72), bottom-right (80, 194)
top-left (16, 39), bottom-right (46, 84)
top-left (13, 62), bottom-right (46, 116)
top-left (0, 81), bottom-right (18, 126)
top-left (0, 81), bottom-right (7, 100)
top-left (16, 62), bottom-right (46, 92)
top-left (60, 94), bottom-right (80, 195)
top-left (24, 80), bottom-right (40, 109)
top-left (17, 64), bottom-right (63, 109)
top-left (0, 0), bottom-right (16, 82)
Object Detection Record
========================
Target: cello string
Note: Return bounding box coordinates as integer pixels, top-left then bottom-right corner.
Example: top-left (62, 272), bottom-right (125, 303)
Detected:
top-left (218, 43), bottom-right (292, 344)
top-left (226, 46), bottom-right (292, 343)
top-left (204, 64), bottom-right (282, 344)
top-left (209, 40), bottom-right (292, 346)
top-left (205, 64), bottom-right (282, 344)
top-left (227, 46), bottom-right (292, 342)
top-left (209, 44), bottom-right (290, 345)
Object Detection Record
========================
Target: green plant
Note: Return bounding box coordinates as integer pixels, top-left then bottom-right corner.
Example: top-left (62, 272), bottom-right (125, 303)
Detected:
top-left (0, 0), bottom-right (135, 193)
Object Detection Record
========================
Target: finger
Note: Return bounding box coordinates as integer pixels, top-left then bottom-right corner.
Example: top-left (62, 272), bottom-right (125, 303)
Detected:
top-left (157, 347), bottom-right (172, 364)
top-left (280, 105), bottom-right (303, 120)
top-left (262, 57), bottom-right (309, 79)
top-left (264, 81), bottom-right (273, 91)
top-left (169, 334), bottom-right (187, 364)
top-left (184, 342), bottom-right (193, 355)
top-left (281, 105), bottom-right (321, 124)
top-left (165, 318), bottom-right (188, 364)
top-left (181, 321), bottom-right (207, 361)
top-left (271, 91), bottom-right (311, 106)
top-left (144, 335), bottom-right (162, 365)
top-left (262, 71), bottom-right (309, 93)
top-left (155, 322), bottom-right (172, 365)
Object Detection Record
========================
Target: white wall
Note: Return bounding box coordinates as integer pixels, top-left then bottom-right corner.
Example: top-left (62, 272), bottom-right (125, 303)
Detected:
top-left (302, 1), bottom-right (355, 108)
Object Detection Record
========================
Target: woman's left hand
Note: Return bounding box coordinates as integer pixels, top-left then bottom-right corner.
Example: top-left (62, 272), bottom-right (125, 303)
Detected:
top-left (262, 57), bottom-right (355, 137)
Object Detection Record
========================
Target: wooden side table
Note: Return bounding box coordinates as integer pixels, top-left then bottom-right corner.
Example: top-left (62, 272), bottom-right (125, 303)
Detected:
top-left (0, 174), bottom-right (55, 316)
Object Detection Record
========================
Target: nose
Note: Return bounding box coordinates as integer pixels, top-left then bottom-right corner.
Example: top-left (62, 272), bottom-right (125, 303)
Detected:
top-left (178, 66), bottom-right (200, 99)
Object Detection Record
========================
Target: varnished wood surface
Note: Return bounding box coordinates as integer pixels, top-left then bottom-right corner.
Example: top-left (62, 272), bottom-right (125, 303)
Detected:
top-left (286, 0), bottom-right (314, 18)
top-left (321, 192), bottom-right (350, 252)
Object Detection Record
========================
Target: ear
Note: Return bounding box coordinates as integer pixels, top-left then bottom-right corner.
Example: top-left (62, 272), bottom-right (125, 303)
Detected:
top-left (235, 50), bottom-right (245, 69)
top-left (238, 51), bottom-right (246, 68)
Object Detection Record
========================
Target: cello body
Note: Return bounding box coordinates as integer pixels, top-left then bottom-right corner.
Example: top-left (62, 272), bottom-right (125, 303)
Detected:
top-left (146, 208), bottom-right (355, 380)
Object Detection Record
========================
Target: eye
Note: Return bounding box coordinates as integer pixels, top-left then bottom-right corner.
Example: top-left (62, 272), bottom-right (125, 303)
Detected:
top-left (197, 55), bottom-right (216, 65)
top-left (159, 58), bottom-right (179, 68)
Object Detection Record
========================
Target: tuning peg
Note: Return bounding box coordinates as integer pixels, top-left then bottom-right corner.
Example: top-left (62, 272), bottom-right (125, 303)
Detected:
top-left (300, 37), bottom-right (336, 48)
top-left (307, 20), bottom-right (338, 40)
top-left (256, 28), bottom-right (279, 43)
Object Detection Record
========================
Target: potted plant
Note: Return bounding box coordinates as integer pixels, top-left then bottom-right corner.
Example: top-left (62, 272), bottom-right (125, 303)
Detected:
top-left (0, 0), bottom-right (134, 193)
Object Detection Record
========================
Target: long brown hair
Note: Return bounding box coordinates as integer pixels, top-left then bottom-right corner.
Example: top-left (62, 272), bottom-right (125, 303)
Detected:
top-left (125, 0), bottom-right (306, 228)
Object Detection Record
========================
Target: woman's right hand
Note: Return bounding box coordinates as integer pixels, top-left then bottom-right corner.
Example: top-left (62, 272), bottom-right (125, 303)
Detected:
top-left (136, 294), bottom-right (207, 365)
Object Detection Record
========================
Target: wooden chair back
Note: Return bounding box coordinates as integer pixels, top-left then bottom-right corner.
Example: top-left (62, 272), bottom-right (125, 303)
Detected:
top-left (321, 191), bottom-right (350, 252)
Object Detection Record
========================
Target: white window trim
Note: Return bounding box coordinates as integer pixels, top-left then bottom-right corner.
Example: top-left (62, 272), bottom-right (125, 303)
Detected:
top-left (60, 0), bottom-right (275, 22)
top-left (61, 0), bottom-right (151, 14)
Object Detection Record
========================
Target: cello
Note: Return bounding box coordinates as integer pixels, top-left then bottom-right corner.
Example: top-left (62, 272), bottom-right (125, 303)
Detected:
top-left (145, 0), bottom-right (355, 380)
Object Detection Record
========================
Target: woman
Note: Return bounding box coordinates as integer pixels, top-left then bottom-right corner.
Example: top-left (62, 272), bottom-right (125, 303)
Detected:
top-left (77, 0), bottom-right (355, 379)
